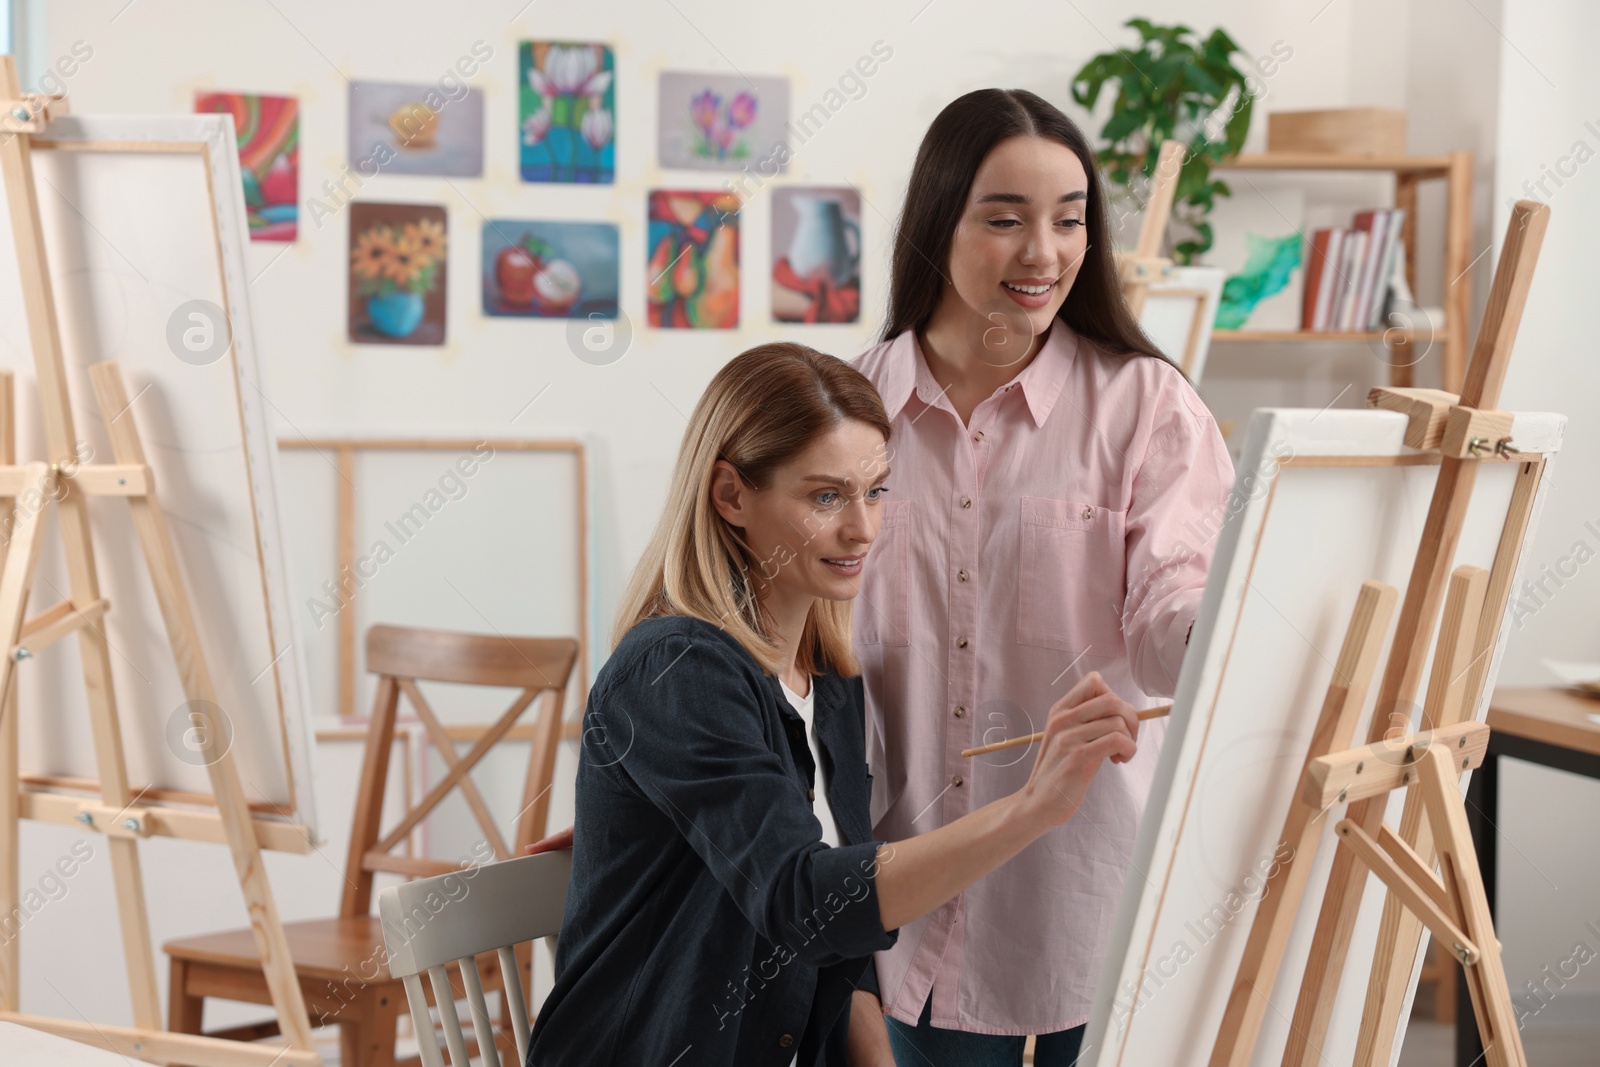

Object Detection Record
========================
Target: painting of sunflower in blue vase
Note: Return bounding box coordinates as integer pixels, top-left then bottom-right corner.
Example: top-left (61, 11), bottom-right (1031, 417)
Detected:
top-left (348, 203), bottom-right (448, 345)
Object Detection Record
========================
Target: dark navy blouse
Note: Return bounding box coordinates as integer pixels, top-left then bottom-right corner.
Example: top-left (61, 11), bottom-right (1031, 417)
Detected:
top-left (528, 615), bottom-right (897, 1066)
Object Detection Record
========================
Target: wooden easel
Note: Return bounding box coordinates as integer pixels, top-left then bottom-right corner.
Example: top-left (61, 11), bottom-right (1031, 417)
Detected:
top-left (1119, 140), bottom-right (1214, 377)
top-left (1118, 139), bottom-right (1183, 317)
top-left (0, 60), bottom-right (321, 1065)
top-left (1203, 200), bottom-right (1550, 1067)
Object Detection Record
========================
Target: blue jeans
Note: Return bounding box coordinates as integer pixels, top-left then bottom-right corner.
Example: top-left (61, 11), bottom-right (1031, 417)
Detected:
top-left (885, 993), bottom-right (1085, 1067)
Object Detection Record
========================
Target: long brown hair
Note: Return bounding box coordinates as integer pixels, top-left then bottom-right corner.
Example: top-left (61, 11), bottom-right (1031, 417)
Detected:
top-left (613, 343), bottom-right (891, 677)
top-left (880, 88), bottom-right (1165, 363)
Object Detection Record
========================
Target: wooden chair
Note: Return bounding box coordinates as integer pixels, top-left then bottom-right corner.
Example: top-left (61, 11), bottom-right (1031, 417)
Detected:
top-left (378, 850), bottom-right (572, 1067)
top-left (164, 624), bottom-right (579, 1067)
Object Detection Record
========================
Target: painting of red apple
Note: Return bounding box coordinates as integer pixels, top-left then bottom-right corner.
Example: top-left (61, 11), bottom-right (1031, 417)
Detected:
top-left (481, 219), bottom-right (618, 319)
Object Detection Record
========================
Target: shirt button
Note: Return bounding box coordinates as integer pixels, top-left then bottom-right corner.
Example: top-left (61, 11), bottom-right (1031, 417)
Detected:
top-left (956, 636), bottom-right (968, 648)
top-left (779, 1034), bottom-right (794, 1048)
top-left (953, 775), bottom-right (964, 787)
top-left (958, 569), bottom-right (969, 582)
top-left (1082, 506), bottom-right (1093, 521)
top-left (954, 705), bottom-right (966, 718)
top-left (961, 496), bottom-right (972, 509)
top-left (807, 788), bottom-right (815, 801)
top-left (975, 430), bottom-right (985, 440)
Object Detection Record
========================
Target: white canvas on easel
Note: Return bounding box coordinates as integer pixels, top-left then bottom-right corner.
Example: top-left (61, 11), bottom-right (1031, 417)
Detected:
top-left (1079, 405), bottom-right (1562, 1067)
top-left (0, 114), bottom-right (318, 830)
top-left (0, 89), bottom-right (324, 1065)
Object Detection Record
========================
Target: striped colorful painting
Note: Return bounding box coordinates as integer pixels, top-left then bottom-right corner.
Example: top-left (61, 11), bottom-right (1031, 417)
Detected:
top-left (647, 190), bottom-right (740, 328)
top-left (196, 92), bottom-right (300, 241)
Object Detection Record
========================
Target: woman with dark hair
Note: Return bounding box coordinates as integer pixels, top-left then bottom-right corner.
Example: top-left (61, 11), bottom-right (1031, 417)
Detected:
top-left (526, 342), bottom-right (1141, 1066)
top-left (850, 90), bottom-right (1235, 1065)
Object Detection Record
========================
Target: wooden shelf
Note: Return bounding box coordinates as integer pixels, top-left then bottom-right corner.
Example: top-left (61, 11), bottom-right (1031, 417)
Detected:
top-left (1215, 152), bottom-right (1453, 176)
top-left (1213, 328), bottom-right (1451, 345)
top-left (1202, 147), bottom-right (1472, 389)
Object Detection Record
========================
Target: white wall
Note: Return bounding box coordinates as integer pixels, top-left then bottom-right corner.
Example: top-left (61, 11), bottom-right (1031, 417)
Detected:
top-left (8, 0), bottom-right (1594, 1043)
top-left (1488, 0), bottom-right (1600, 1025)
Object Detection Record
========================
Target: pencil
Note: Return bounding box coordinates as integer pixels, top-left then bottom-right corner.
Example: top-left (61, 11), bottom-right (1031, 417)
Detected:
top-left (960, 704), bottom-right (1173, 758)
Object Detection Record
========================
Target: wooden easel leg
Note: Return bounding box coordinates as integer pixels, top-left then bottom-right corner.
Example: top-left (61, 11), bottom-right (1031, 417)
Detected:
top-left (1461, 459), bottom-right (1545, 710)
top-left (0, 370), bottom-right (16, 1014)
top-left (0, 463), bottom-right (56, 1017)
top-left (0, 54), bottom-right (166, 1031)
top-left (88, 362), bottom-right (316, 1051)
top-left (1207, 581), bottom-right (1397, 1067)
top-left (1418, 745), bottom-right (1526, 1067)
top-left (0, 670), bottom-right (15, 1013)
top-left (1353, 566), bottom-right (1487, 1067)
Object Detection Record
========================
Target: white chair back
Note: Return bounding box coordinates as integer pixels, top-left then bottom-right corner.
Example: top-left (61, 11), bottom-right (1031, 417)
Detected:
top-left (379, 850), bottom-right (572, 1067)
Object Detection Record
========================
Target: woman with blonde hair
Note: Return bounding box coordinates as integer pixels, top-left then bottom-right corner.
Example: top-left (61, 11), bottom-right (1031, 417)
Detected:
top-left (527, 342), bottom-right (1140, 1066)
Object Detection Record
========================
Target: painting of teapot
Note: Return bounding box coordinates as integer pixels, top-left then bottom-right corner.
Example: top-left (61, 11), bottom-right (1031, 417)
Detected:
top-left (772, 187), bottom-right (861, 324)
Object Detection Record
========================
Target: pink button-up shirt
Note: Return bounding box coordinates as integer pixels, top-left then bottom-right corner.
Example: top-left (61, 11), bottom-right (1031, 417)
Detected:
top-left (852, 324), bottom-right (1234, 1035)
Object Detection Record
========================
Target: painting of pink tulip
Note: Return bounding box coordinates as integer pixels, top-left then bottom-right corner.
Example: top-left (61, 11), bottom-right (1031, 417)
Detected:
top-left (658, 72), bottom-right (789, 173)
top-left (520, 41), bottom-right (615, 183)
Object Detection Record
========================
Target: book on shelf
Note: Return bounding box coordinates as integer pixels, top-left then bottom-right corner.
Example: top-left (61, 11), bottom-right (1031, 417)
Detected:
top-left (1333, 229), bottom-right (1367, 331)
top-left (1305, 230), bottom-right (1344, 331)
top-left (1298, 207), bottom-right (1407, 332)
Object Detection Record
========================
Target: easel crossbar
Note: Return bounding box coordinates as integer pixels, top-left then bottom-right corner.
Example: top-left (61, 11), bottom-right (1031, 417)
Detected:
top-left (1334, 818), bottom-right (1478, 965)
top-left (0, 1011), bottom-right (321, 1067)
top-left (1302, 721), bottom-right (1489, 807)
top-left (17, 789), bottom-right (316, 854)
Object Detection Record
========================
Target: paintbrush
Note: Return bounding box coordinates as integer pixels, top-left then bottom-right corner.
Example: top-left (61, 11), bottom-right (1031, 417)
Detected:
top-left (960, 704), bottom-right (1172, 758)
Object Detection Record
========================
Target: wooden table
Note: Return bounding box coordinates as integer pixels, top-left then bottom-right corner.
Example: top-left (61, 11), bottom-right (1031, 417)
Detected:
top-left (1456, 686), bottom-right (1600, 1066)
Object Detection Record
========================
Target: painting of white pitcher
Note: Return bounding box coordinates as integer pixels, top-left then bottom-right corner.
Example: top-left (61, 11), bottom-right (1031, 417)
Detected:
top-left (772, 187), bottom-right (861, 324)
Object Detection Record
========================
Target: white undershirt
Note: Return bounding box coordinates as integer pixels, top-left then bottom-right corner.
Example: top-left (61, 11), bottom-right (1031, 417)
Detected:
top-left (778, 675), bottom-right (840, 848)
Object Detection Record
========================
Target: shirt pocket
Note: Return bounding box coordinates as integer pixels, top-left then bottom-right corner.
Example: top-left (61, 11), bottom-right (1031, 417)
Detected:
top-left (1016, 495), bottom-right (1127, 653)
top-left (853, 499), bottom-right (911, 646)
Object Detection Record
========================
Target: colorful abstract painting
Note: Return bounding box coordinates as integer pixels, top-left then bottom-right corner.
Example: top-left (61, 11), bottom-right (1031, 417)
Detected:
top-left (348, 80), bottom-right (485, 177)
top-left (196, 92), bottom-right (298, 241)
top-left (348, 204), bottom-right (448, 346)
top-left (519, 42), bottom-right (614, 184)
top-left (1205, 185), bottom-right (1305, 330)
top-left (772, 187), bottom-right (861, 324)
top-left (482, 220), bottom-right (619, 319)
top-left (647, 191), bottom-right (740, 329)
top-left (658, 72), bottom-right (789, 172)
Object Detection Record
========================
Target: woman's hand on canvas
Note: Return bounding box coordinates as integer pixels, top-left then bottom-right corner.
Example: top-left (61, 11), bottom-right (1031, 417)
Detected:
top-left (1014, 671), bottom-right (1138, 830)
top-left (524, 825), bottom-right (574, 855)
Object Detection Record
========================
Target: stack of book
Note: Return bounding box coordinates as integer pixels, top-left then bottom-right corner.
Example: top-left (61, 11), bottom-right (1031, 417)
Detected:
top-left (1300, 208), bottom-right (1407, 332)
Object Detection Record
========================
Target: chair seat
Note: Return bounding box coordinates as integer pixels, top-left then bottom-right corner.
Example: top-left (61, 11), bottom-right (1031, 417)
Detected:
top-left (166, 916), bottom-right (515, 986)
top-left (165, 916), bottom-right (401, 983)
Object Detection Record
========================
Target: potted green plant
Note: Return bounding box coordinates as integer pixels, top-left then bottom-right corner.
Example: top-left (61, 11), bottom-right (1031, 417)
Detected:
top-left (1071, 19), bottom-right (1255, 263)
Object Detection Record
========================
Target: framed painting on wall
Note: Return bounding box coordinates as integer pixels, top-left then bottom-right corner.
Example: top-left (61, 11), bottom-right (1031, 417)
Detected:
top-left (348, 80), bottom-right (485, 178)
top-left (348, 203), bottom-right (448, 345)
top-left (481, 219), bottom-right (619, 319)
top-left (771, 186), bottom-right (861, 323)
top-left (647, 190), bottom-right (740, 329)
top-left (195, 91), bottom-right (298, 240)
top-left (657, 72), bottom-right (789, 172)
top-left (520, 41), bottom-right (615, 184)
